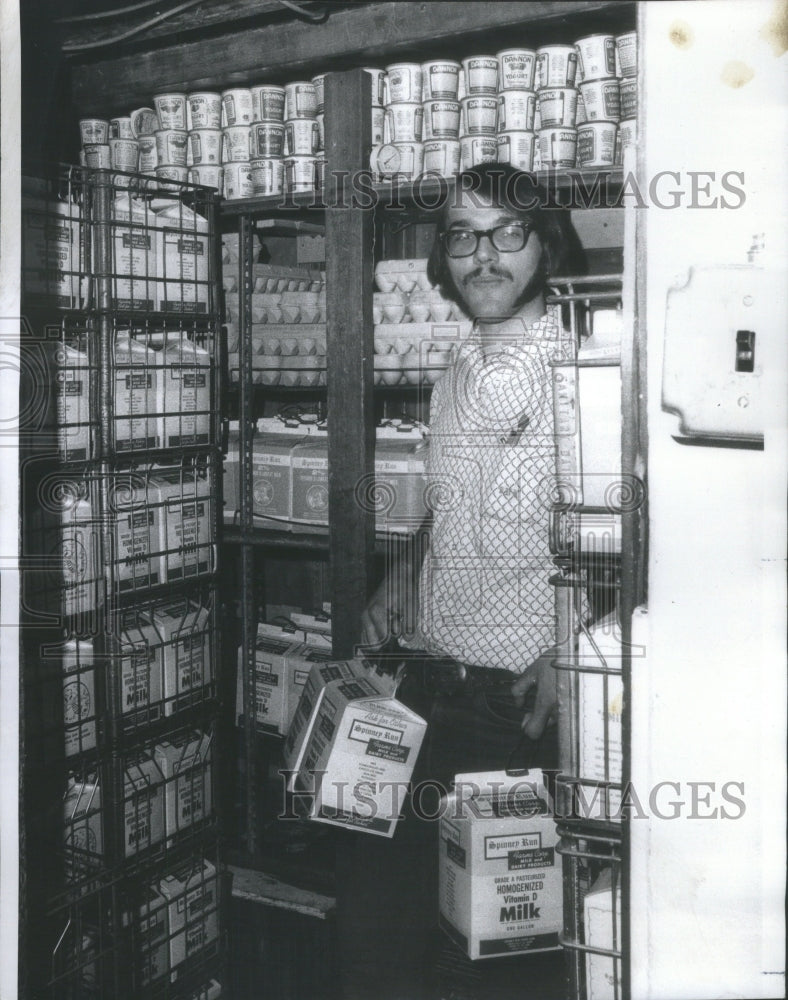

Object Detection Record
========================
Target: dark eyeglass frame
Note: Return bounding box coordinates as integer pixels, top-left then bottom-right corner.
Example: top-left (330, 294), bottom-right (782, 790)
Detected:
top-left (440, 221), bottom-right (534, 258)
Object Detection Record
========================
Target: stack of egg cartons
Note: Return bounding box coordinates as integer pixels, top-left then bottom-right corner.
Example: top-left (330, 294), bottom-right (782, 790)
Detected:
top-left (373, 259), bottom-right (471, 386)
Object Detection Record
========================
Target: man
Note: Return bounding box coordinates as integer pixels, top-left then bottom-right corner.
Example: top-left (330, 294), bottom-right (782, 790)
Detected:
top-left (337, 163), bottom-right (581, 1000)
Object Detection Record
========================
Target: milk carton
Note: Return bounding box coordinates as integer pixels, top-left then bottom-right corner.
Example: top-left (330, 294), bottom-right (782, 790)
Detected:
top-left (113, 333), bottom-right (159, 452)
top-left (154, 730), bottom-right (213, 840)
top-left (439, 770), bottom-right (562, 960)
top-left (63, 776), bottom-right (103, 883)
top-left (150, 465), bottom-right (214, 582)
top-left (137, 883), bottom-right (169, 985)
top-left (374, 422), bottom-right (428, 532)
top-left (577, 612), bottom-right (623, 819)
top-left (223, 421), bottom-right (239, 523)
top-left (119, 613), bottom-right (164, 726)
top-left (156, 332), bottom-right (212, 449)
top-left (22, 182), bottom-right (83, 308)
top-left (55, 342), bottom-right (92, 461)
top-left (290, 424), bottom-right (328, 530)
top-left (584, 868), bottom-right (623, 1000)
top-left (158, 858), bottom-right (218, 980)
top-left (61, 639), bottom-right (97, 756)
top-left (111, 470), bottom-right (163, 591)
top-left (147, 600), bottom-right (212, 715)
top-left (285, 660), bottom-right (427, 837)
top-left (57, 482), bottom-right (100, 619)
top-left (112, 194), bottom-right (156, 311)
top-left (154, 201), bottom-right (210, 314)
top-left (123, 750), bottom-right (165, 856)
top-left (252, 417), bottom-right (309, 528)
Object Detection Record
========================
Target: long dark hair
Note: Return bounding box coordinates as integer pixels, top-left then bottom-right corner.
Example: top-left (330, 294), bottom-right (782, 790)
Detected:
top-left (426, 162), bottom-right (584, 306)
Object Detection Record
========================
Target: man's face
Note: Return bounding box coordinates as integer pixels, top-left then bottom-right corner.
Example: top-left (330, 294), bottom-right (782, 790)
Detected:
top-left (442, 194), bottom-right (544, 321)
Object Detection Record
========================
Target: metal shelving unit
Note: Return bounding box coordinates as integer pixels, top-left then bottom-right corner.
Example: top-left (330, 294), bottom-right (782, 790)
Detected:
top-left (21, 165), bottom-right (228, 999)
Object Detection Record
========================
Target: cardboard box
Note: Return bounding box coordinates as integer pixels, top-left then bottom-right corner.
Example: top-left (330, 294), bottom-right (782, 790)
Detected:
top-left (286, 659), bottom-right (427, 837)
top-left (147, 600), bottom-right (212, 715)
top-left (137, 882), bottom-right (169, 985)
top-left (158, 858), bottom-right (218, 980)
top-left (154, 202), bottom-right (209, 314)
top-left (113, 333), bottom-right (159, 452)
top-left (111, 471), bottom-right (163, 592)
top-left (584, 868), bottom-right (623, 1000)
top-left (252, 418), bottom-right (309, 528)
top-left (124, 750), bottom-right (165, 856)
top-left (55, 342), bottom-right (91, 462)
top-left (154, 731), bottom-right (213, 840)
top-left (61, 639), bottom-right (97, 756)
top-left (120, 614), bottom-right (164, 725)
top-left (156, 333), bottom-right (212, 449)
top-left (57, 485), bottom-right (100, 618)
top-left (150, 465), bottom-right (214, 583)
top-left (290, 427), bottom-right (328, 529)
top-left (439, 770), bottom-right (562, 960)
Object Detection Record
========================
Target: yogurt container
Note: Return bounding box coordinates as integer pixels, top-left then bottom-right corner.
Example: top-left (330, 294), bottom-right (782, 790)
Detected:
top-left (496, 131), bottom-right (535, 171)
top-left (422, 139), bottom-right (460, 178)
top-left (459, 135), bottom-right (497, 170)
top-left (579, 78), bottom-right (621, 122)
top-left (129, 108), bottom-right (157, 138)
top-left (80, 118), bottom-right (109, 145)
top-left (109, 138), bottom-right (139, 171)
top-left (384, 103), bottom-right (423, 143)
top-left (497, 90), bottom-right (536, 132)
top-left (222, 88), bottom-right (254, 126)
top-left (617, 117), bottom-right (636, 161)
top-left (575, 91), bottom-right (587, 126)
top-left (138, 136), bottom-right (158, 173)
top-left (187, 92), bottom-right (222, 130)
top-left (189, 129), bottom-right (223, 165)
top-left (461, 96), bottom-right (498, 135)
top-left (250, 157), bottom-right (285, 196)
top-left (312, 74), bottom-right (326, 113)
top-left (422, 100), bottom-right (461, 140)
top-left (615, 32), bottom-right (637, 77)
top-left (222, 125), bottom-right (252, 162)
top-left (188, 165), bottom-right (223, 191)
top-left (576, 121), bottom-right (617, 167)
top-left (385, 63), bottom-right (422, 103)
top-left (363, 67), bottom-right (387, 107)
top-left (286, 118), bottom-right (321, 155)
top-left (538, 88), bottom-right (579, 128)
top-left (575, 34), bottom-right (617, 82)
top-left (538, 127), bottom-right (578, 168)
top-left (284, 155), bottom-right (317, 192)
top-left (251, 85), bottom-right (286, 123)
top-left (110, 117), bottom-right (133, 140)
top-left (497, 49), bottom-right (537, 91)
top-left (371, 106), bottom-right (385, 145)
top-left (536, 46), bottom-right (578, 90)
top-left (154, 129), bottom-right (188, 166)
top-left (155, 165), bottom-right (188, 183)
top-left (153, 93), bottom-right (187, 130)
top-left (251, 122), bottom-right (286, 158)
top-left (284, 82), bottom-right (318, 120)
top-left (462, 56), bottom-right (499, 95)
top-left (223, 162), bottom-right (254, 200)
top-left (619, 78), bottom-right (637, 119)
top-left (421, 60), bottom-right (461, 100)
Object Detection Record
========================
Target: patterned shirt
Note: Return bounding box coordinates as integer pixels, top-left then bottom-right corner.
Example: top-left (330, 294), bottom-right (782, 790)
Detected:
top-left (413, 312), bottom-right (570, 672)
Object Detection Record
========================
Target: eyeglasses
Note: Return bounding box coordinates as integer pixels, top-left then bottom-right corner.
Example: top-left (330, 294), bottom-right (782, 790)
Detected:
top-left (440, 221), bottom-right (534, 258)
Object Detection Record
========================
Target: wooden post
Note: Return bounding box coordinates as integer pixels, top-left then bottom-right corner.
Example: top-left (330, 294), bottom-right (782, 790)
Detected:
top-left (324, 69), bottom-right (374, 658)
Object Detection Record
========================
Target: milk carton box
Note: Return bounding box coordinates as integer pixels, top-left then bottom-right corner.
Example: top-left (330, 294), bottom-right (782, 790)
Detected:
top-left (149, 464), bottom-right (214, 582)
top-left (584, 868), bottom-right (623, 1000)
top-left (137, 882), bottom-right (169, 985)
top-left (577, 612), bottom-right (623, 820)
top-left (113, 333), bottom-right (159, 451)
top-left (112, 194), bottom-right (156, 311)
top-left (154, 201), bottom-right (210, 314)
top-left (63, 775), bottom-right (103, 883)
top-left (156, 332), bottom-right (212, 449)
top-left (123, 750), bottom-right (165, 856)
top-left (223, 421), bottom-right (239, 523)
top-left (235, 632), bottom-right (301, 733)
top-left (159, 858), bottom-right (219, 980)
top-left (439, 770), bottom-right (562, 960)
top-left (111, 470), bottom-right (163, 591)
top-left (57, 482), bottom-right (100, 619)
top-left (61, 639), bottom-right (97, 756)
top-left (147, 600), bottom-right (212, 715)
top-left (154, 730), bottom-right (213, 840)
top-left (290, 424), bottom-right (328, 530)
top-left (289, 662), bottom-right (427, 837)
top-left (252, 417), bottom-right (309, 528)
top-left (119, 613), bottom-right (164, 726)
top-left (374, 422), bottom-right (428, 532)
top-left (55, 342), bottom-right (92, 461)
top-left (22, 183), bottom-right (83, 308)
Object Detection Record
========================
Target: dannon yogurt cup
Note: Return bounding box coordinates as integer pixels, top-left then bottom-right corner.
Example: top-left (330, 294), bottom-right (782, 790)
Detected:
top-left (617, 117), bottom-right (636, 161)
top-left (363, 67), bottom-right (387, 107)
top-left (579, 79), bottom-right (621, 122)
top-left (284, 155), bottom-right (317, 192)
top-left (538, 88), bottom-right (579, 128)
top-left (462, 96), bottom-right (498, 135)
top-left (222, 125), bottom-right (252, 162)
top-left (576, 121), bottom-right (617, 167)
top-left (619, 78), bottom-right (637, 119)
top-left (462, 56), bottom-right (499, 95)
top-left (110, 138), bottom-right (139, 171)
top-left (250, 158), bottom-right (285, 196)
top-left (156, 165), bottom-right (188, 183)
top-left (575, 35), bottom-right (616, 82)
top-left (138, 136), bottom-right (158, 173)
top-left (155, 129), bottom-right (188, 166)
top-left (496, 131), bottom-right (535, 171)
top-left (187, 92), bottom-right (222, 130)
top-left (154, 93), bottom-right (187, 130)
top-left (385, 63), bottom-right (422, 104)
top-left (189, 129), bottom-right (223, 165)
top-left (286, 118), bottom-right (320, 155)
top-left (110, 117), bottom-right (133, 139)
top-left (384, 103), bottom-right (423, 143)
top-left (189, 165), bottom-right (223, 191)
top-left (536, 46), bottom-right (578, 90)
top-left (130, 108), bottom-right (158, 138)
top-left (422, 139), bottom-right (460, 178)
top-left (538, 127), bottom-right (577, 168)
top-left (223, 162), bottom-right (254, 200)
top-left (284, 82), bottom-right (318, 120)
top-left (497, 90), bottom-right (536, 132)
top-left (615, 32), bottom-right (637, 77)
top-left (371, 106), bottom-right (385, 145)
top-left (421, 61), bottom-right (461, 100)
top-left (80, 119), bottom-right (109, 145)
top-left (460, 135), bottom-right (497, 170)
top-left (312, 74), bottom-right (326, 114)
top-left (497, 49), bottom-right (537, 91)
top-left (251, 85), bottom-right (286, 123)
top-left (251, 122), bottom-right (285, 158)
top-left (422, 100), bottom-right (461, 140)
top-left (222, 88), bottom-right (254, 126)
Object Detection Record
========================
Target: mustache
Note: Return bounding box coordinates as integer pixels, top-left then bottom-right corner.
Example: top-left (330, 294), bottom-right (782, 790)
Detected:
top-left (463, 266), bottom-right (514, 285)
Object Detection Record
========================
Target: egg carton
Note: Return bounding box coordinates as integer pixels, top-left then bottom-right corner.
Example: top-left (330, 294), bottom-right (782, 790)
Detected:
top-left (373, 321), bottom-right (472, 354)
top-left (375, 258), bottom-right (432, 293)
top-left (373, 350), bottom-right (452, 386)
top-left (251, 326), bottom-right (327, 357)
top-left (252, 264), bottom-right (325, 293)
top-left (225, 292), bottom-right (326, 325)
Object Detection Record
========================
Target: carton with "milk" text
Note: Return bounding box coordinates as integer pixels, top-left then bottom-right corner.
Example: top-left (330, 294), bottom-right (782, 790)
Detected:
top-left (439, 770), bottom-right (562, 960)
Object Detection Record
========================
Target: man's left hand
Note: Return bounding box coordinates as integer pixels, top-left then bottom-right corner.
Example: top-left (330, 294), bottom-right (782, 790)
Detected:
top-left (511, 648), bottom-right (559, 739)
